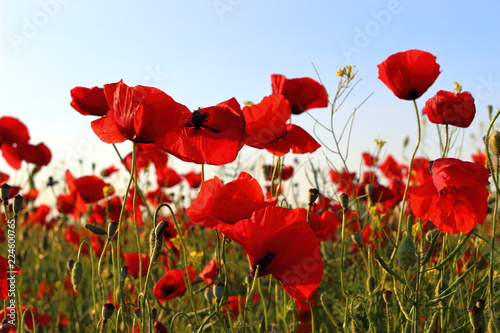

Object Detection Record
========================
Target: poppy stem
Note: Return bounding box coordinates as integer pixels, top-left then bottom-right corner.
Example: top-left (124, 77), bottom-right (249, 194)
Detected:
top-left (242, 265), bottom-right (260, 333)
top-left (442, 124), bottom-right (450, 157)
top-left (390, 99), bottom-right (422, 265)
top-left (484, 107), bottom-right (500, 333)
top-left (76, 239), bottom-right (97, 327)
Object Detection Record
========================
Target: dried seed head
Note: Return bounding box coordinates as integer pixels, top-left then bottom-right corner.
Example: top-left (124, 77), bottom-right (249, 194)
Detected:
top-left (489, 130), bottom-right (500, 155)
top-left (102, 302), bottom-right (115, 320)
top-left (71, 261), bottom-right (83, 292)
top-left (382, 290), bottom-right (392, 305)
top-left (339, 193), bottom-right (349, 210)
top-left (84, 223), bottom-right (107, 236)
top-left (396, 234), bottom-right (416, 271)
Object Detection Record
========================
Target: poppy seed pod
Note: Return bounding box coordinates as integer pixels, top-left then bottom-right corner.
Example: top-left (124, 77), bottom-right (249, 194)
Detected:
top-left (107, 220), bottom-right (118, 238)
top-left (352, 232), bottom-right (364, 247)
top-left (102, 302), bottom-right (115, 320)
top-left (71, 261), bottom-right (83, 292)
top-left (84, 223), bottom-right (107, 236)
top-left (36, 323), bottom-right (43, 333)
top-left (489, 130), bottom-right (500, 155)
top-left (396, 234), bottom-right (416, 271)
top-left (120, 265), bottom-right (128, 282)
top-left (204, 288), bottom-right (214, 303)
top-left (1, 184), bottom-right (11, 203)
top-left (214, 282), bottom-right (225, 299)
top-left (13, 194), bottom-right (23, 215)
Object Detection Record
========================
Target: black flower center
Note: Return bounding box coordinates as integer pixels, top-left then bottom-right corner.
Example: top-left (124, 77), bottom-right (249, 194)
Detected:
top-left (251, 251), bottom-right (275, 277)
top-left (408, 89), bottom-right (419, 100)
top-left (161, 285), bottom-right (175, 296)
top-left (185, 110), bottom-right (220, 133)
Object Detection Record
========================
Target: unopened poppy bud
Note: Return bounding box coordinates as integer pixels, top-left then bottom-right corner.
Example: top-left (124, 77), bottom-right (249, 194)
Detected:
top-left (13, 194), bottom-right (23, 215)
top-left (1, 184), bottom-right (11, 202)
top-left (339, 193), bottom-right (349, 210)
top-left (308, 188), bottom-right (319, 206)
top-left (121, 265), bottom-right (128, 282)
top-left (489, 130), bottom-right (500, 155)
top-left (133, 307), bottom-right (142, 319)
top-left (0, 321), bottom-right (11, 333)
top-left (102, 302), bottom-right (115, 320)
top-left (149, 229), bottom-right (163, 263)
top-left (352, 232), bottom-right (364, 247)
top-left (67, 259), bottom-right (75, 273)
top-left (468, 305), bottom-right (482, 330)
top-left (365, 184), bottom-right (374, 197)
top-left (107, 220), bottom-right (119, 238)
top-left (36, 323), bottom-right (43, 333)
top-left (245, 275), bottom-right (254, 286)
top-left (155, 221), bottom-right (167, 238)
top-left (214, 282), bottom-right (225, 299)
top-left (204, 288), bottom-right (214, 303)
top-left (85, 223), bottom-right (107, 236)
top-left (71, 261), bottom-right (83, 292)
top-left (154, 321), bottom-right (168, 333)
top-left (382, 290), bottom-right (392, 305)
top-left (396, 234), bottom-right (416, 271)
top-left (476, 299), bottom-right (486, 310)
top-left (150, 307), bottom-right (158, 322)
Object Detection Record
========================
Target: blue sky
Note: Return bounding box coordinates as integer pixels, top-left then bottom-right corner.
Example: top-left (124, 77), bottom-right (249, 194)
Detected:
top-left (2, 0), bottom-right (500, 190)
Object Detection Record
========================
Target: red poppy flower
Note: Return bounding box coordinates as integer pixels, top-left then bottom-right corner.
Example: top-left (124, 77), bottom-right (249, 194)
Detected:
top-left (472, 150), bottom-right (486, 167)
top-left (91, 80), bottom-right (189, 143)
top-left (199, 259), bottom-right (219, 284)
top-left (329, 169), bottom-right (357, 195)
top-left (0, 255), bottom-right (22, 300)
top-left (183, 171), bottom-right (202, 189)
top-left (65, 225), bottom-right (89, 255)
top-left (410, 157), bottom-right (431, 185)
top-left (146, 187), bottom-right (172, 207)
top-left (70, 86), bottom-right (109, 116)
top-left (124, 253), bottom-right (150, 279)
top-left (361, 152), bottom-right (377, 166)
top-left (24, 204), bottom-right (51, 227)
top-left (271, 74), bottom-right (328, 114)
top-left (186, 172), bottom-right (278, 231)
top-left (407, 158), bottom-right (490, 234)
top-left (263, 165), bottom-right (294, 181)
top-left (101, 165), bottom-right (119, 177)
top-left (300, 208), bottom-right (339, 242)
top-left (423, 90), bottom-right (476, 128)
top-left (379, 155), bottom-right (407, 181)
top-left (0, 172), bottom-right (8, 184)
top-left (156, 165), bottom-right (182, 188)
top-left (153, 266), bottom-right (196, 303)
top-left (1, 141), bottom-right (52, 170)
top-left (377, 49), bottom-right (441, 100)
top-left (221, 296), bottom-right (246, 319)
top-left (66, 170), bottom-right (114, 204)
top-left (222, 206), bottom-right (323, 300)
top-left (0, 116), bottom-right (31, 168)
top-left (243, 95), bottom-right (320, 156)
top-left (124, 143), bottom-right (169, 171)
top-left (156, 97), bottom-right (246, 165)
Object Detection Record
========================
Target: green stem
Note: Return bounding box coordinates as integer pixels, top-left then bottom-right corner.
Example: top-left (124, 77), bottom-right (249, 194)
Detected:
top-left (242, 265), bottom-right (260, 333)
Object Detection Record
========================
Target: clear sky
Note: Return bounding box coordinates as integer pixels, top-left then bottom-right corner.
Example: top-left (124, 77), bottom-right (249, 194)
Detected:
top-left (2, 0), bottom-right (500, 191)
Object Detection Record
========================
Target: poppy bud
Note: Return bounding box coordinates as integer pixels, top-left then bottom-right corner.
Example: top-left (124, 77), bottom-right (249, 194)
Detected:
top-left (154, 321), bottom-right (168, 333)
top-left (352, 232), bottom-right (364, 247)
top-left (476, 299), bottom-right (486, 310)
top-left (13, 194), bottom-right (23, 215)
top-left (84, 223), bottom-right (107, 236)
top-left (149, 229), bottom-right (163, 264)
top-left (67, 259), bottom-right (75, 273)
top-left (365, 184), bottom-right (374, 197)
top-left (121, 265), bottom-right (128, 282)
top-left (133, 307), bottom-right (142, 319)
top-left (339, 193), bottom-right (349, 210)
top-left (150, 307), bottom-right (158, 322)
top-left (102, 302), bottom-right (115, 320)
top-left (468, 305), bottom-right (482, 330)
top-left (0, 321), bottom-right (11, 333)
top-left (308, 188), bottom-right (319, 206)
top-left (107, 220), bottom-right (118, 238)
top-left (214, 282), bottom-right (225, 299)
top-left (71, 261), bottom-right (83, 292)
top-left (36, 323), bottom-right (43, 333)
top-left (204, 288), bottom-right (214, 303)
top-left (382, 290), bottom-right (392, 305)
top-left (155, 221), bottom-right (167, 238)
top-left (396, 234), bottom-right (416, 271)
top-left (1, 184), bottom-right (10, 203)
top-left (489, 130), bottom-right (500, 155)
